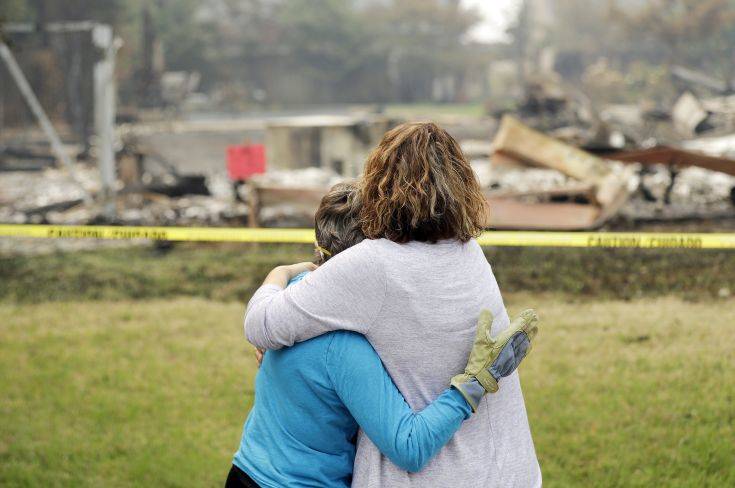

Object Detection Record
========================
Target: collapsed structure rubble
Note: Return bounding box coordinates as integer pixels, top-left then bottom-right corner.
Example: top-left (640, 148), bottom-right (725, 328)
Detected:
top-left (3, 76), bottom-right (735, 235)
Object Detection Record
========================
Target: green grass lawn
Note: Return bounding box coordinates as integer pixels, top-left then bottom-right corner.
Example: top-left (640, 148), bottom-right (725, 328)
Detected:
top-left (3, 244), bottom-right (734, 302)
top-left (1, 295), bottom-right (733, 487)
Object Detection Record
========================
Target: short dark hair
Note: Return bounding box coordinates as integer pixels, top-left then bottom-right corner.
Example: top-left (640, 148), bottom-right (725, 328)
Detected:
top-left (314, 182), bottom-right (365, 264)
top-left (359, 122), bottom-right (487, 243)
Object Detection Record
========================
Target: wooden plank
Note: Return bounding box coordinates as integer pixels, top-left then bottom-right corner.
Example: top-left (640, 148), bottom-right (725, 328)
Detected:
top-left (490, 152), bottom-right (527, 168)
top-left (492, 115), bottom-right (629, 207)
top-left (486, 197), bottom-right (601, 230)
top-left (248, 184), bottom-right (328, 227)
top-left (486, 182), bottom-right (595, 200)
top-left (492, 115), bottom-right (612, 183)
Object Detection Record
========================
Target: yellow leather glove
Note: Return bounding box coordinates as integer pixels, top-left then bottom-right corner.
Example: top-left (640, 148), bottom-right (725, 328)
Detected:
top-left (450, 309), bottom-right (539, 412)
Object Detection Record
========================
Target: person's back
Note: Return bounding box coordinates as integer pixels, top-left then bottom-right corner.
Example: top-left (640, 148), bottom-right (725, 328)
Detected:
top-left (235, 331), bottom-right (359, 487)
top-left (351, 238), bottom-right (540, 487)
top-left (245, 237), bottom-right (541, 487)
top-left (235, 182), bottom-right (493, 487)
top-left (244, 122), bottom-right (541, 487)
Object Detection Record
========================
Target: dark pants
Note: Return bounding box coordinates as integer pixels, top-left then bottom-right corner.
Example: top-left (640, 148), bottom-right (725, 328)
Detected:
top-left (225, 465), bottom-right (260, 488)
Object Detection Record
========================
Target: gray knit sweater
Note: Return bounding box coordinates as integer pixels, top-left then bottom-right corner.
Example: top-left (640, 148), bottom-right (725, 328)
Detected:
top-left (245, 238), bottom-right (541, 488)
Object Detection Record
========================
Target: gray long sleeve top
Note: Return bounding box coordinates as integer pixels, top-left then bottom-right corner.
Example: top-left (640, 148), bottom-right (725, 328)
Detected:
top-left (245, 238), bottom-right (541, 488)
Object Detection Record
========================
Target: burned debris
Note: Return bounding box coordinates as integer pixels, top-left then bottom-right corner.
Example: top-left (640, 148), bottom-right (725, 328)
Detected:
top-left (3, 98), bottom-right (735, 234)
top-left (1, 20), bottom-right (734, 237)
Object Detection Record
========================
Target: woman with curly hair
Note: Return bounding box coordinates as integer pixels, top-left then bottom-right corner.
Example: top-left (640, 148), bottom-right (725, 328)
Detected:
top-left (244, 122), bottom-right (541, 487)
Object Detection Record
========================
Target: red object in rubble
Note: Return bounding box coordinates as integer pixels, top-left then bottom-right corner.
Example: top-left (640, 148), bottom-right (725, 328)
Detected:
top-left (227, 144), bottom-right (266, 181)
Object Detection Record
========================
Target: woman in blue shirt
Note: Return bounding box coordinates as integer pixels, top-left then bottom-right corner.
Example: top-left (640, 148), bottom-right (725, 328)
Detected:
top-left (228, 184), bottom-right (537, 488)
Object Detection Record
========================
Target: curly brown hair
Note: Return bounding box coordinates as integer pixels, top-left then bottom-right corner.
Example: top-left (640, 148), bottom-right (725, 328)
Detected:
top-left (359, 122), bottom-right (487, 243)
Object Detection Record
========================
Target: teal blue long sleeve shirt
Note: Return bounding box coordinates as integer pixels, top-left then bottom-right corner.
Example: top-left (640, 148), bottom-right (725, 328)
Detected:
top-left (235, 277), bottom-right (472, 487)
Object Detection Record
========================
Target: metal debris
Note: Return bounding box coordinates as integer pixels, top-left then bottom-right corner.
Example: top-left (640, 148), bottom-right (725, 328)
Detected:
top-left (672, 92), bottom-right (711, 135)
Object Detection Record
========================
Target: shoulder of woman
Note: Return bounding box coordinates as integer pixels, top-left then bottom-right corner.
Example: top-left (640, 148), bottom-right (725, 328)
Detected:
top-left (466, 237), bottom-right (482, 250)
top-left (463, 238), bottom-right (487, 258)
top-left (322, 238), bottom-right (385, 268)
top-left (312, 240), bottom-right (387, 294)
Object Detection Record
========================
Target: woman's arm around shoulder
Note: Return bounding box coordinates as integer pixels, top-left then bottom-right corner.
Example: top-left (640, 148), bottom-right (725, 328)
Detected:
top-left (326, 331), bottom-right (471, 473)
top-left (244, 240), bottom-right (387, 350)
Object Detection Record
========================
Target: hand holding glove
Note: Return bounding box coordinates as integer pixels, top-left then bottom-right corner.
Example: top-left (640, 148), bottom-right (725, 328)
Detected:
top-left (451, 309), bottom-right (539, 412)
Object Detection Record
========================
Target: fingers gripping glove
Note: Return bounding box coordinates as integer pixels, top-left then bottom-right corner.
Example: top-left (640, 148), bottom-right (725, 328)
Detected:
top-left (450, 309), bottom-right (539, 412)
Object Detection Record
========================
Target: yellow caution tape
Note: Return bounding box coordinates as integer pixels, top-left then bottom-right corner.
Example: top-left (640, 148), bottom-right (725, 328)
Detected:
top-left (0, 224), bottom-right (316, 244)
top-left (476, 231), bottom-right (735, 249)
top-left (1, 224), bottom-right (735, 249)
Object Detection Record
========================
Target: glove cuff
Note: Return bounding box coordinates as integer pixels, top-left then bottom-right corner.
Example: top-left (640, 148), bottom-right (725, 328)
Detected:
top-left (450, 376), bottom-right (487, 413)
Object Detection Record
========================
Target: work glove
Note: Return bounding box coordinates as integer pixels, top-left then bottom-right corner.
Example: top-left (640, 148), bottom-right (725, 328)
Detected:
top-left (451, 309), bottom-right (539, 412)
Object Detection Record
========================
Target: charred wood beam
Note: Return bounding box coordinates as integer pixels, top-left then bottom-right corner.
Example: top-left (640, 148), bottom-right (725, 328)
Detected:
top-left (607, 146), bottom-right (735, 177)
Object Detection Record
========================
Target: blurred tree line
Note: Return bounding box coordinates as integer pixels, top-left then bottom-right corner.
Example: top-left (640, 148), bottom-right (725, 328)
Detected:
top-left (512, 0), bottom-right (735, 103)
top-left (0, 0), bottom-right (484, 107)
top-left (3, 0), bottom-right (735, 108)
